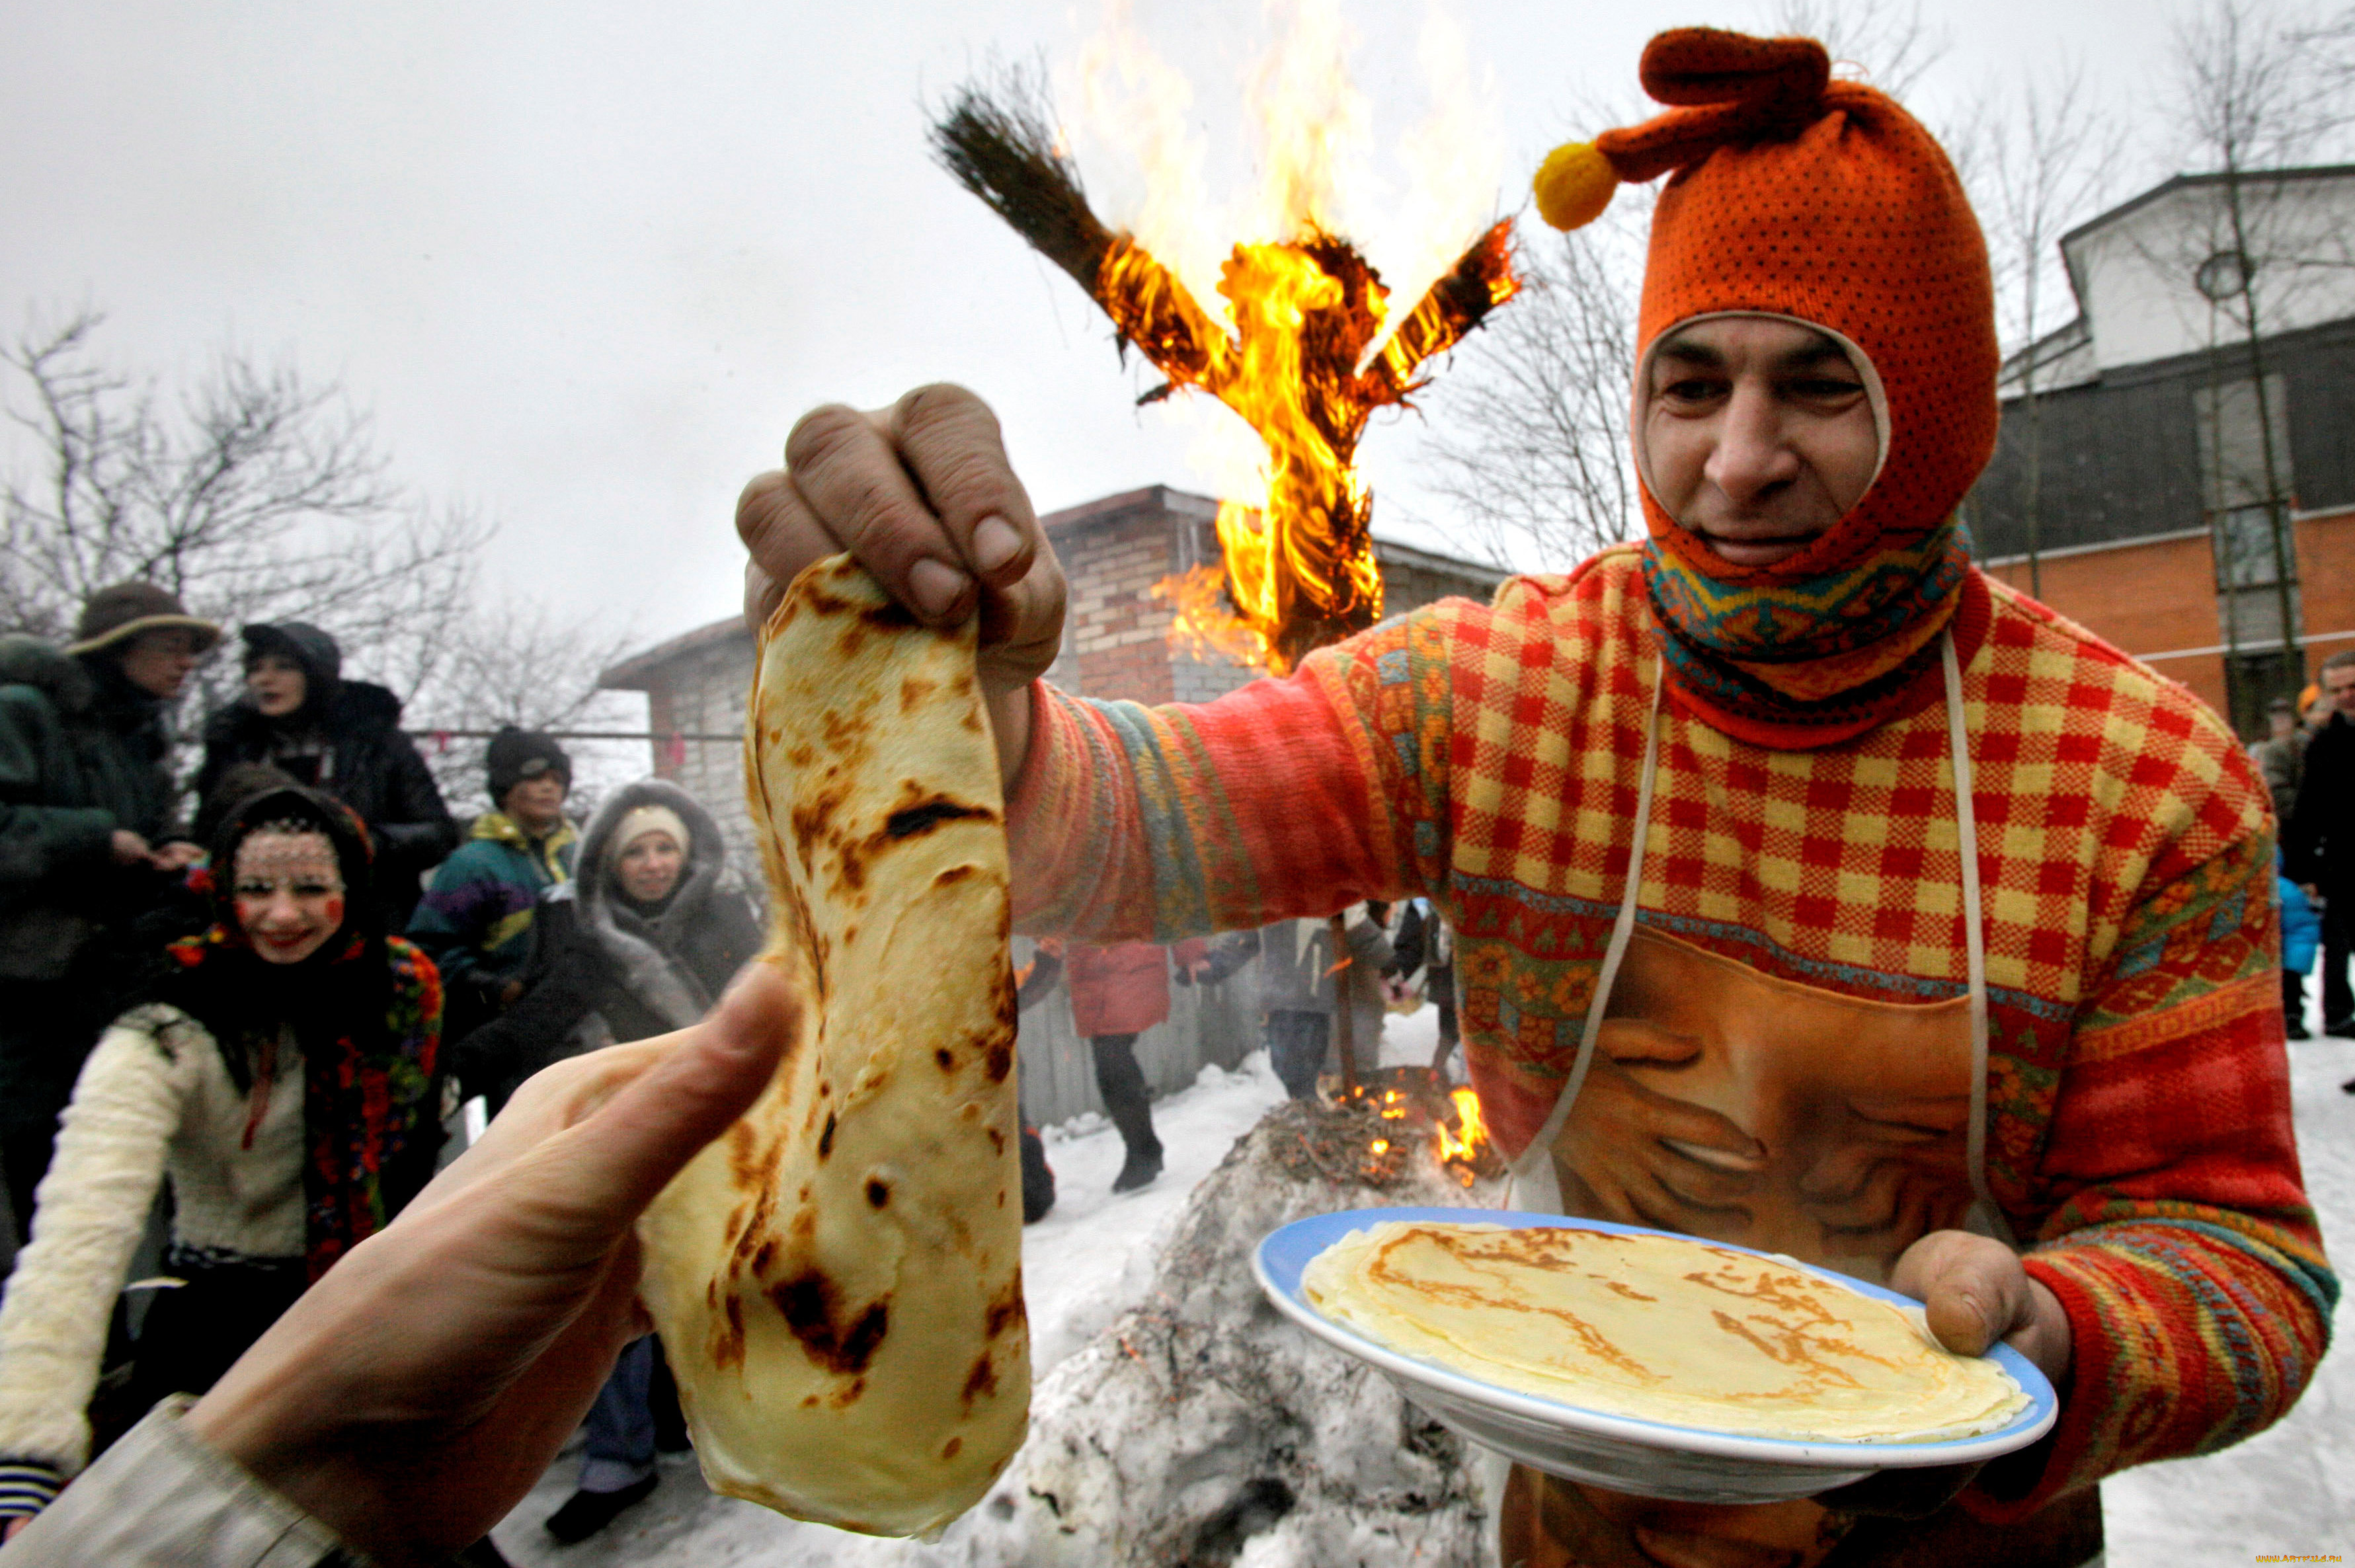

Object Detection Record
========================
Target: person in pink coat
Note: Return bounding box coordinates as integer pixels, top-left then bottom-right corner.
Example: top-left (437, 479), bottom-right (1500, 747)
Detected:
top-left (1062, 939), bottom-right (1205, 1193)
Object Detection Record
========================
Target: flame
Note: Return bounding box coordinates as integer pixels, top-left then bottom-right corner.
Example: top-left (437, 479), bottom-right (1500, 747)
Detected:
top-left (1070, 1), bottom-right (1518, 672)
top-left (1107, 220), bottom-right (1514, 671)
top-left (1435, 1085), bottom-right (1489, 1175)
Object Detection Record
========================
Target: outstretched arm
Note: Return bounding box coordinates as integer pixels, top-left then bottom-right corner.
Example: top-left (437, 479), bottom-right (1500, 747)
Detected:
top-left (3, 968), bottom-right (801, 1568)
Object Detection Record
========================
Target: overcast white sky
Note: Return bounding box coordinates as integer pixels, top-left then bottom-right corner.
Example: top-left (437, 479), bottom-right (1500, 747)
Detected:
top-left (2, 0), bottom-right (2185, 670)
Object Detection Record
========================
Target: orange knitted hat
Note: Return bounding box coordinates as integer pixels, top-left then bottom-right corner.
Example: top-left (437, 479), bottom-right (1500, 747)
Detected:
top-left (1535, 28), bottom-right (1999, 748)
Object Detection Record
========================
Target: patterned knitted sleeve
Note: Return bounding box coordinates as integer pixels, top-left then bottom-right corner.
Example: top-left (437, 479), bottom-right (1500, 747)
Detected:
top-left (0, 1009), bottom-right (196, 1489)
top-left (1970, 825), bottom-right (2336, 1520)
top-left (1002, 610), bottom-right (1451, 941)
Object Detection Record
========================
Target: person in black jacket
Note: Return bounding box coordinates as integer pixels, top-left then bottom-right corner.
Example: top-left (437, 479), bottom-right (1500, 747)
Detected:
top-left (446, 777), bottom-right (760, 1544)
top-left (0, 582), bottom-right (218, 1237)
top-left (2289, 650), bottom-right (2355, 1047)
top-left (194, 622), bottom-right (458, 925)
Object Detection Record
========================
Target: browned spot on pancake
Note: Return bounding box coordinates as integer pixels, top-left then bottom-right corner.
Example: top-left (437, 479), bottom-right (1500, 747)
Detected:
top-left (790, 781), bottom-right (854, 871)
top-left (935, 1047), bottom-right (955, 1071)
top-left (818, 1111), bottom-right (836, 1159)
top-left (981, 1023), bottom-right (1016, 1082)
top-left (829, 1375), bottom-right (869, 1409)
top-left (996, 1190), bottom-right (1006, 1208)
top-left (986, 1126), bottom-right (1005, 1155)
top-left (866, 1177), bottom-right (891, 1208)
top-left (769, 1271), bottom-right (892, 1376)
top-left (984, 1277), bottom-right (1025, 1342)
top-left (785, 743), bottom-right (817, 770)
top-left (750, 1237), bottom-right (778, 1276)
top-left (801, 1393), bottom-right (820, 1408)
top-left (934, 864), bottom-right (977, 886)
top-left (942, 1436), bottom-right (963, 1461)
top-left (900, 675), bottom-right (938, 713)
top-left (791, 1208), bottom-right (817, 1241)
top-left (711, 1294), bottom-right (747, 1372)
top-left (886, 796), bottom-right (994, 840)
top-left (962, 1351), bottom-right (998, 1406)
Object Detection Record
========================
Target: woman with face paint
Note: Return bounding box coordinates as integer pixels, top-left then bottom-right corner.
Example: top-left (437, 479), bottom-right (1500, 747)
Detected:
top-left (0, 786), bottom-right (441, 1538)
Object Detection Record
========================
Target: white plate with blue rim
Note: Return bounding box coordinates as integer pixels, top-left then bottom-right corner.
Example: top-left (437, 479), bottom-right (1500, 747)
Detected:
top-left (1252, 1207), bottom-right (2058, 1505)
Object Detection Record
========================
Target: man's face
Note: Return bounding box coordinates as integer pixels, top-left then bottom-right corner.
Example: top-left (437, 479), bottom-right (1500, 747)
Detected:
top-left (504, 772), bottom-right (569, 832)
top-left (1641, 317), bottom-right (1882, 569)
top-left (2325, 663), bottom-right (2355, 718)
top-left (117, 629), bottom-right (206, 699)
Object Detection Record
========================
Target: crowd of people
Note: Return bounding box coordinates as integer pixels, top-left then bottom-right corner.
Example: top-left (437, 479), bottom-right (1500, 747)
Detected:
top-left (0, 582), bottom-right (1455, 1555)
top-left (0, 22), bottom-right (2338, 1568)
top-left (0, 583), bottom-right (797, 1558)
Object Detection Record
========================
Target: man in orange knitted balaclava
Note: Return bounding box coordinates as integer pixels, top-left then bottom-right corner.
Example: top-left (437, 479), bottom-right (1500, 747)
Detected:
top-left (1537, 27), bottom-right (1999, 750)
top-left (732, 22), bottom-right (2322, 1568)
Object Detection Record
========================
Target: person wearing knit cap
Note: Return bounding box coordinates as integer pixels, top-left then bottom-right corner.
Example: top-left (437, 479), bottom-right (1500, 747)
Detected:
top-left (438, 777), bottom-right (760, 1543)
top-left (0, 581), bottom-right (220, 1236)
top-left (732, 26), bottom-right (2325, 1568)
top-left (195, 621), bottom-right (459, 925)
top-left (405, 725), bottom-right (580, 1048)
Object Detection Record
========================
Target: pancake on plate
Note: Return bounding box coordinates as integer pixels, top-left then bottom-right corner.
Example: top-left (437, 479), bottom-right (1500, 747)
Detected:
top-left (1301, 1220), bottom-right (2026, 1443)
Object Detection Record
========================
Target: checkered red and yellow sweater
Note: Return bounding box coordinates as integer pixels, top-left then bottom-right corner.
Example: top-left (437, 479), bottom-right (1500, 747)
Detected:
top-left (1005, 545), bottom-right (2332, 1518)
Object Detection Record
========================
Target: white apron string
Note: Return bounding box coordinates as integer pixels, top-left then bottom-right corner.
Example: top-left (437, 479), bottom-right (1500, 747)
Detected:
top-left (1503, 662), bottom-right (1666, 1213)
top-left (1503, 632), bottom-right (2009, 1248)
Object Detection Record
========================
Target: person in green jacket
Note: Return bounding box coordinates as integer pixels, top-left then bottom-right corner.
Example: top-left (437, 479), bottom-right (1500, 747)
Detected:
top-left (406, 726), bottom-right (580, 1048)
top-left (0, 582), bottom-right (219, 1235)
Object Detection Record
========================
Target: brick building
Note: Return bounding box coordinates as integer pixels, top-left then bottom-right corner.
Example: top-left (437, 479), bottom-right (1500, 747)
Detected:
top-left (599, 484), bottom-right (1505, 1123)
top-left (1968, 165), bottom-right (2355, 734)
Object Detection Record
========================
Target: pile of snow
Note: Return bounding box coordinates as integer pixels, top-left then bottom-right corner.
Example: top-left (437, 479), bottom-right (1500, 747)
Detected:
top-left (936, 1095), bottom-right (1498, 1567)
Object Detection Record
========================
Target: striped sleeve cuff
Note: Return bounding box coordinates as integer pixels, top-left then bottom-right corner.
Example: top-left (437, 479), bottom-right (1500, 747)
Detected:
top-left (0, 1458), bottom-right (65, 1518)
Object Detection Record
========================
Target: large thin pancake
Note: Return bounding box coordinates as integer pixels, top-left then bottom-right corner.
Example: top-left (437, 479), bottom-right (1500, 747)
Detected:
top-left (1303, 1222), bottom-right (2024, 1443)
top-left (638, 555), bottom-right (1028, 1536)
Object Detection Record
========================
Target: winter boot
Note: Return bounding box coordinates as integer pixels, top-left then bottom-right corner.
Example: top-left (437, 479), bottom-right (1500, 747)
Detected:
top-left (545, 1473), bottom-right (658, 1543)
top-left (1090, 1034), bottom-right (1164, 1193)
top-left (1020, 1124), bottom-right (1057, 1222)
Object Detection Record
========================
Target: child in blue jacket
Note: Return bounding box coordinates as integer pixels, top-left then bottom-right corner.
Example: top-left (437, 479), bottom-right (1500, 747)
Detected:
top-left (2281, 862), bottom-right (2321, 1042)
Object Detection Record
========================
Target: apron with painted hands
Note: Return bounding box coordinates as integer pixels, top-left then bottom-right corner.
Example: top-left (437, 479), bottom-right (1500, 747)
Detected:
top-left (1496, 636), bottom-right (2098, 1568)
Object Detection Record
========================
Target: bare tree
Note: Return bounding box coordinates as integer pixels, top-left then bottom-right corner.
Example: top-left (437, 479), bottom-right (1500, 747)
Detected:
top-left (1414, 201), bottom-right (1646, 571)
top-left (1, 310), bottom-right (633, 802)
top-left (407, 606), bottom-right (642, 818)
top-left (1767, 0), bottom-right (1944, 101)
top-left (2161, 0), bottom-right (2355, 718)
top-left (1977, 63), bottom-right (2126, 596)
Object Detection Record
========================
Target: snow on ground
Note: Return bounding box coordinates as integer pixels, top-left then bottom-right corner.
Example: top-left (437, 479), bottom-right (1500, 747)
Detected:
top-left (490, 1005), bottom-right (2355, 1566)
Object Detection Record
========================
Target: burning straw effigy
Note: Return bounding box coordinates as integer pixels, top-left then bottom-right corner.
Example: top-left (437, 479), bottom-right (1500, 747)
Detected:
top-left (929, 71), bottom-right (1517, 672)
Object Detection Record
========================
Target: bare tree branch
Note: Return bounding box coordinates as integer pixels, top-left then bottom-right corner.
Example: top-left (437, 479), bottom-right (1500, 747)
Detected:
top-left (1, 310), bottom-right (631, 806)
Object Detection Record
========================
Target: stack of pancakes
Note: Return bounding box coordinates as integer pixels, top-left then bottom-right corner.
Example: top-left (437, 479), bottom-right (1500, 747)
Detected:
top-left (1302, 1221), bottom-right (2026, 1443)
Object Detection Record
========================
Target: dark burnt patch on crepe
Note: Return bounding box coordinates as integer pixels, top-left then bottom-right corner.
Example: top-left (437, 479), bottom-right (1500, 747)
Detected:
top-left (770, 1268), bottom-right (894, 1378)
top-left (885, 795), bottom-right (996, 840)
